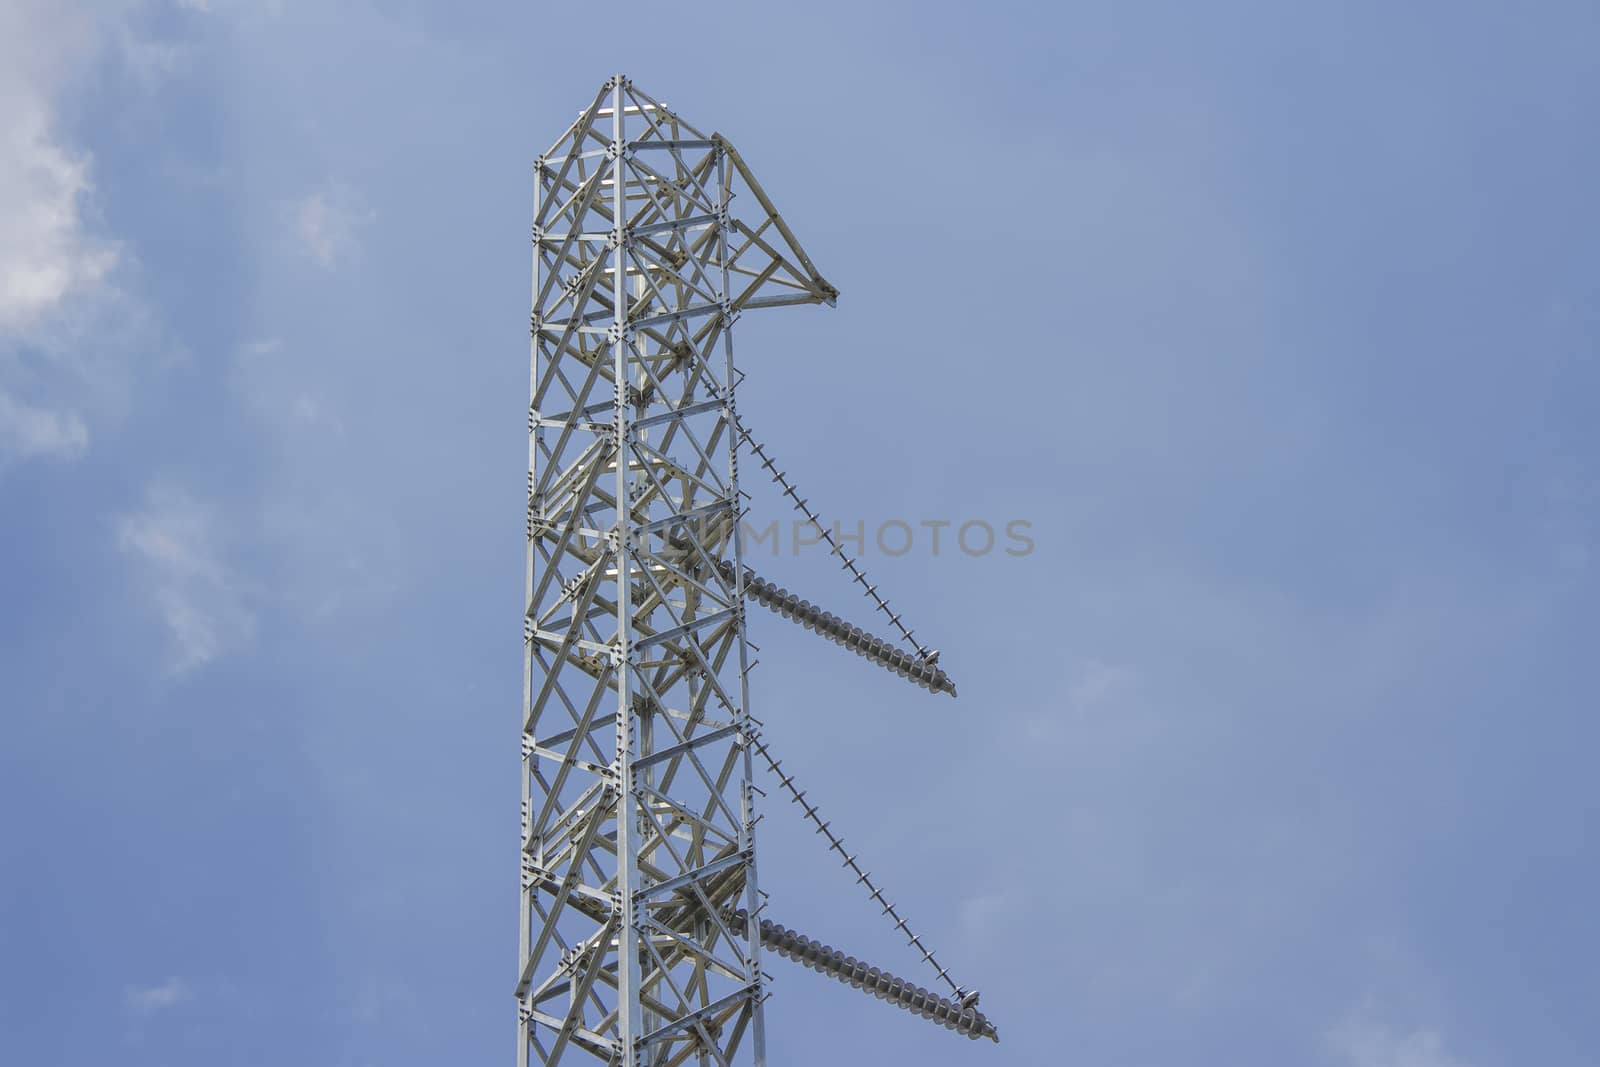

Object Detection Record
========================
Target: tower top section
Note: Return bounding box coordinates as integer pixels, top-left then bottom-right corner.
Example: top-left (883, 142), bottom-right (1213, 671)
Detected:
top-left (533, 75), bottom-right (836, 317)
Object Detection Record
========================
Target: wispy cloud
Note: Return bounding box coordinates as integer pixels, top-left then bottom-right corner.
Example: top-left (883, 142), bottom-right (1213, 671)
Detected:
top-left (1068, 658), bottom-right (1135, 710)
top-left (958, 886), bottom-right (1022, 947)
top-left (175, 0), bottom-right (290, 18)
top-left (0, 0), bottom-right (180, 467)
top-left (117, 483), bottom-right (255, 673)
top-left (1537, 470), bottom-right (1594, 577)
top-left (232, 336), bottom-right (346, 435)
top-left (123, 976), bottom-right (190, 1015)
top-left (293, 184), bottom-right (374, 268)
top-left (0, 389), bottom-right (88, 460)
top-left (0, 69), bottom-right (117, 341)
top-left (1327, 1013), bottom-right (1469, 1067)
top-left (0, 1), bottom-right (124, 339)
top-left (116, 26), bottom-right (190, 88)
top-left (1021, 657), bottom-right (1136, 749)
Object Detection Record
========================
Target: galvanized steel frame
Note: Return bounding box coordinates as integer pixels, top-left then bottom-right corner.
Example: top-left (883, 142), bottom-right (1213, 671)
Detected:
top-left (519, 75), bottom-right (835, 1067)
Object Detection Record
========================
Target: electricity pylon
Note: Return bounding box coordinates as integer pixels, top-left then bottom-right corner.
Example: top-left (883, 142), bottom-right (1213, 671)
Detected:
top-left (520, 75), bottom-right (997, 1067)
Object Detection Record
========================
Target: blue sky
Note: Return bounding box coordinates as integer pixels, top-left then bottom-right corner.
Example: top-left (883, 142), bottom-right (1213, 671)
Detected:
top-left (2, 2), bottom-right (1597, 1065)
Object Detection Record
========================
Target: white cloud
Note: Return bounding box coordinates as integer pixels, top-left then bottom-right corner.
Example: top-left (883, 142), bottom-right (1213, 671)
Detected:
top-left (232, 337), bottom-right (345, 435)
top-left (227, 336), bottom-right (401, 627)
top-left (293, 184), bottom-right (374, 267)
top-left (1068, 658), bottom-right (1134, 711)
top-left (117, 483), bottom-right (256, 673)
top-left (0, 0), bottom-right (186, 468)
top-left (0, 390), bottom-right (89, 460)
top-left (1538, 470), bottom-right (1594, 576)
top-left (116, 27), bottom-right (190, 87)
top-left (1328, 1014), bottom-right (1469, 1067)
top-left (176, 0), bottom-right (290, 18)
top-left (351, 973), bottom-right (419, 1024)
top-left (0, 2), bottom-right (118, 340)
top-left (1021, 657), bottom-right (1136, 749)
top-left (958, 886), bottom-right (1021, 946)
top-left (241, 337), bottom-right (282, 357)
top-left (123, 976), bottom-right (190, 1014)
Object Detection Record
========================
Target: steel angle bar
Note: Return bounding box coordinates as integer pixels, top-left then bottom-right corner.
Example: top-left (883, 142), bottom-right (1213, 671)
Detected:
top-left (633, 722), bottom-right (740, 771)
top-left (627, 301), bottom-right (725, 331)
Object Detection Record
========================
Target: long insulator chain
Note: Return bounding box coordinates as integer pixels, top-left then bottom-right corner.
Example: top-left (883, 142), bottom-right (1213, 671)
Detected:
top-left (736, 911), bottom-right (999, 1042)
top-left (709, 385), bottom-right (935, 661)
top-left (745, 727), bottom-right (964, 999)
top-left (724, 561), bottom-right (956, 696)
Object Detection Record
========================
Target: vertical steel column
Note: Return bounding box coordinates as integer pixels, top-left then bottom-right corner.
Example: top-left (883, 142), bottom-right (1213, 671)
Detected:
top-left (717, 141), bottom-right (768, 1067)
top-left (518, 145), bottom-right (543, 1067)
top-left (608, 73), bottom-right (644, 1067)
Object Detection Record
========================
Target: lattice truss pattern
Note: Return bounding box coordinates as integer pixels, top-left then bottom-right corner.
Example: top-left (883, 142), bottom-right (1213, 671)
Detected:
top-left (520, 76), bottom-right (995, 1067)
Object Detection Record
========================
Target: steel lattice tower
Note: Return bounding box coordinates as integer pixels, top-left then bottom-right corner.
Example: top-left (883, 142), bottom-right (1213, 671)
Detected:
top-left (520, 75), bottom-right (997, 1067)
